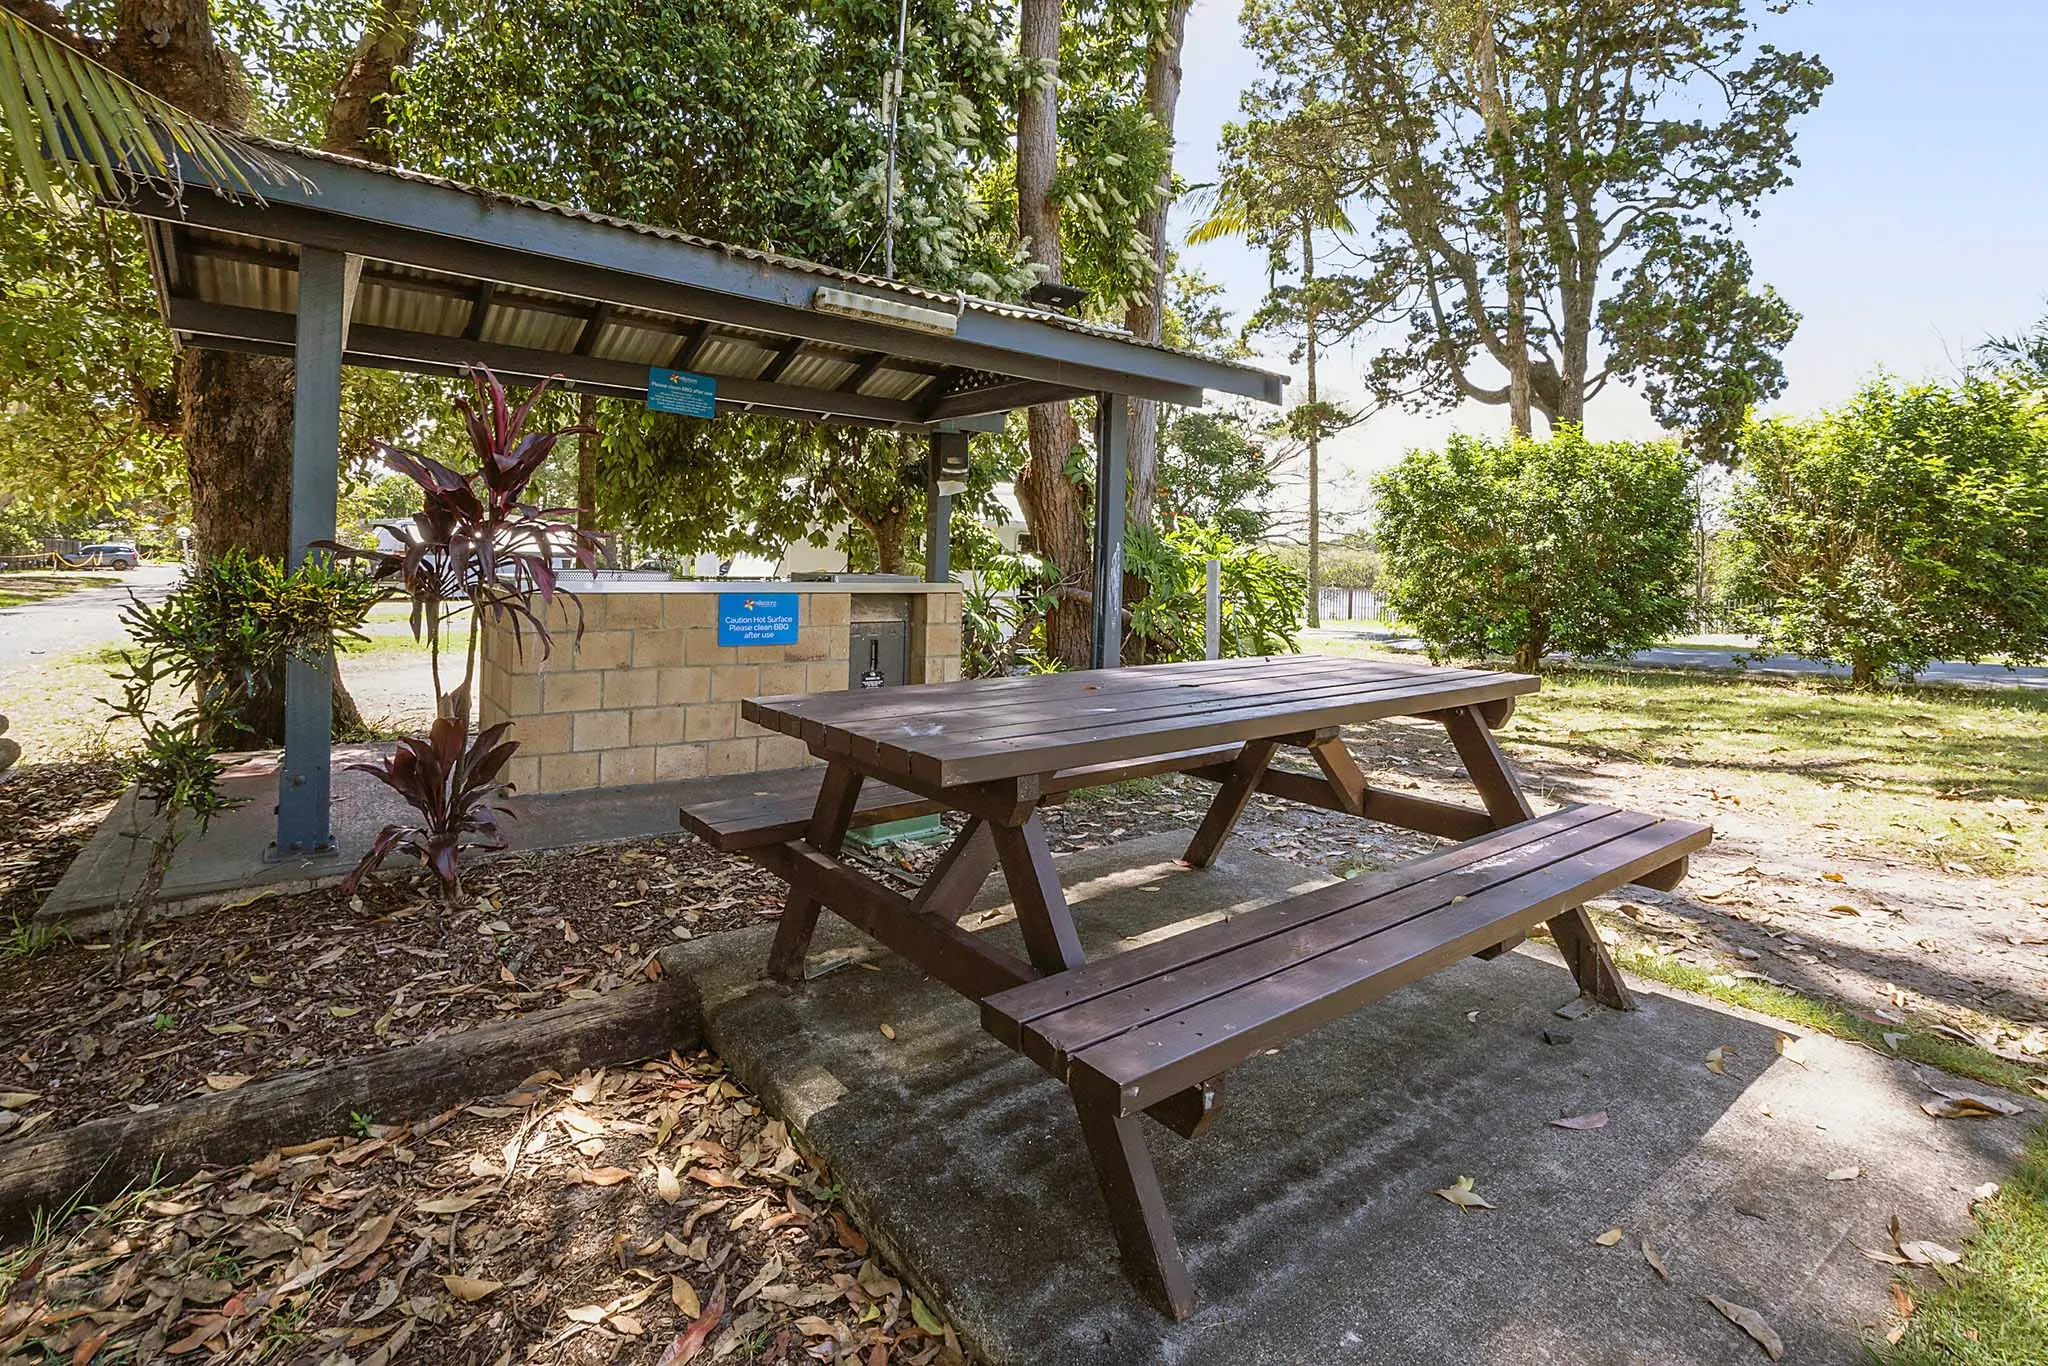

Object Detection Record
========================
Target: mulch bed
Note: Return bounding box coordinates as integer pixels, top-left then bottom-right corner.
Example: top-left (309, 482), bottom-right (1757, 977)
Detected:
top-left (0, 759), bottom-right (128, 931)
top-left (0, 1056), bottom-right (963, 1364)
top-left (1, 823), bottom-right (785, 1140)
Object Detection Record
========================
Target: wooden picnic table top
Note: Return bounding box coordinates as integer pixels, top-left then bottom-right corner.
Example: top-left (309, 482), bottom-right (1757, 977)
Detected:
top-left (742, 654), bottom-right (1539, 789)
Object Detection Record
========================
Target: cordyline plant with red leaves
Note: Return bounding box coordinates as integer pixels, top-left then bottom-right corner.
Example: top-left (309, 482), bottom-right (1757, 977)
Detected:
top-left (328, 366), bottom-right (606, 898)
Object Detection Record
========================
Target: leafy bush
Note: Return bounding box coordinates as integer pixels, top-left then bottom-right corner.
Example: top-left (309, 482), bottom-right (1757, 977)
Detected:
top-left (100, 552), bottom-right (383, 866)
top-left (1727, 377), bottom-right (2048, 685)
top-left (1125, 524), bottom-right (1304, 662)
top-left (962, 525), bottom-right (1304, 675)
top-left (341, 717), bottom-right (517, 896)
top-left (1374, 429), bottom-right (1694, 671)
top-left (109, 550), bottom-right (384, 751)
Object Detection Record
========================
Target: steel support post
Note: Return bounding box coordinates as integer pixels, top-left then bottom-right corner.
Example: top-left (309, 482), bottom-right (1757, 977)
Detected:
top-left (1091, 392), bottom-right (1128, 669)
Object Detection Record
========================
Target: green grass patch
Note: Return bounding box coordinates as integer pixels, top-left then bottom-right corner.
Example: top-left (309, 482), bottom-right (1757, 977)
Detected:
top-left (0, 572), bottom-right (119, 608)
top-left (1876, 1125), bottom-right (2048, 1366)
top-left (1307, 638), bottom-right (2048, 872)
top-left (1607, 938), bottom-right (2042, 1097)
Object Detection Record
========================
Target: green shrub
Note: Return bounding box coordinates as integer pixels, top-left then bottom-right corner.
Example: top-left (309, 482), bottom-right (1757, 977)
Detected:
top-left (1374, 429), bottom-right (1694, 671)
top-left (1125, 524), bottom-right (1304, 662)
top-left (1728, 377), bottom-right (2048, 685)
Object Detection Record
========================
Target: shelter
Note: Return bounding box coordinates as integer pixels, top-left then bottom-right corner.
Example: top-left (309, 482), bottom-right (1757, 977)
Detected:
top-left (110, 140), bottom-right (1285, 857)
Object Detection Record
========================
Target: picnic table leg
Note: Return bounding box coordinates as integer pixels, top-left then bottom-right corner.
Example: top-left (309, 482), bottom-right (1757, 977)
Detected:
top-left (1441, 706), bottom-right (1635, 1010)
top-left (909, 817), bottom-right (999, 921)
top-left (1182, 738), bottom-right (1279, 868)
top-left (766, 759), bottom-right (865, 983)
top-left (1071, 1086), bottom-right (1197, 1320)
top-left (990, 813), bottom-right (1086, 972)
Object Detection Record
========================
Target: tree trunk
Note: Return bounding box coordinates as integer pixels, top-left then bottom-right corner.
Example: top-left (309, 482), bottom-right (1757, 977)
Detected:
top-left (1122, 0), bottom-right (1191, 535)
top-left (1302, 223), bottom-right (1321, 631)
top-left (1014, 0), bottom-right (1093, 669)
top-left (323, 0), bottom-right (423, 163)
top-left (1469, 10), bottom-right (1531, 436)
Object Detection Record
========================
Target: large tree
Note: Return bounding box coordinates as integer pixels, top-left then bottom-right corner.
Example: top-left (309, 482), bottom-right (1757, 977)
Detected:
top-left (1241, 0), bottom-right (1830, 457)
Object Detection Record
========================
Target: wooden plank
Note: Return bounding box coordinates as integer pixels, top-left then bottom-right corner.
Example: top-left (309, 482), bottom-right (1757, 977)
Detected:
top-left (909, 818), bottom-right (997, 920)
top-left (1070, 1099), bottom-right (1195, 1320)
top-left (1181, 761), bottom-right (1497, 841)
top-left (767, 760), bottom-right (863, 983)
top-left (1442, 706), bottom-right (1536, 824)
top-left (991, 816), bottom-right (1086, 973)
top-left (914, 671), bottom-right (1538, 788)
top-left (0, 981), bottom-right (694, 1236)
top-left (750, 653), bottom-right (1368, 740)
top-left (1308, 736), bottom-right (1370, 817)
top-left (1067, 818), bottom-right (1712, 1112)
top-left (764, 843), bottom-right (1034, 1001)
top-left (679, 779), bottom-right (938, 852)
top-left (1181, 738), bottom-right (1278, 868)
top-left (1017, 810), bottom-right (1673, 1071)
top-left (871, 665), bottom-right (1508, 762)
top-left (982, 806), bottom-right (1621, 1048)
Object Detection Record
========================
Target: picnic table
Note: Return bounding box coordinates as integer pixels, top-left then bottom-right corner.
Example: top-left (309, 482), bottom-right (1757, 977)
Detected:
top-left (679, 654), bottom-right (1709, 1318)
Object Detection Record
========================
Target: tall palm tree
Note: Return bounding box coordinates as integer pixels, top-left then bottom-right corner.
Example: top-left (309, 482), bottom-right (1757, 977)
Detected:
top-left (1, 7), bottom-right (287, 207)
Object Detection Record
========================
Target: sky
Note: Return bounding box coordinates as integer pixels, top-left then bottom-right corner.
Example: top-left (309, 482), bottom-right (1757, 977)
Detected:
top-left (1165, 0), bottom-right (2048, 514)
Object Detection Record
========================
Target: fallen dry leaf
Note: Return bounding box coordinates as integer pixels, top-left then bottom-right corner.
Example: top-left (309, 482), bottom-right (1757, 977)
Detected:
top-left (442, 1274), bottom-right (502, 1302)
top-left (565, 1304), bottom-right (608, 1324)
top-left (574, 1166), bottom-right (636, 1187)
top-left (1595, 1227), bottom-right (1626, 1247)
top-left (878, 1023), bottom-right (896, 1040)
top-left (0, 1091), bottom-right (40, 1109)
top-left (1825, 1166), bottom-right (1861, 1181)
top-left (1551, 1111), bottom-right (1609, 1131)
top-left (1705, 1046), bottom-right (1731, 1076)
top-left (204, 1073), bottom-right (252, 1092)
top-left (1775, 1034), bottom-right (1808, 1066)
top-left (657, 1274), bottom-right (726, 1365)
top-left (656, 1164), bottom-right (683, 1204)
top-left (1643, 1240), bottom-right (1670, 1281)
top-left (671, 1274), bottom-right (700, 1318)
top-left (1706, 1293), bottom-right (1784, 1360)
top-left (416, 1194), bottom-right (483, 1215)
top-left (1433, 1175), bottom-right (1494, 1211)
top-left (1921, 1094), bottom-right (2023, 1120)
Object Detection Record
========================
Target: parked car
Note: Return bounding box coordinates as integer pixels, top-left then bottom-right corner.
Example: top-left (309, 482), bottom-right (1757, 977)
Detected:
top-left (78, 542), bottom-right (142, 570)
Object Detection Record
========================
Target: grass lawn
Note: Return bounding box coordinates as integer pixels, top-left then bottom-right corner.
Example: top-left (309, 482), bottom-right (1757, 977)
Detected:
top-left (1877, 1125), bottom-right (2048, 1366)
top-left (1312, 637), bottom-right (2048, 874)
top-left (0, 571), bottom-right (118, 609)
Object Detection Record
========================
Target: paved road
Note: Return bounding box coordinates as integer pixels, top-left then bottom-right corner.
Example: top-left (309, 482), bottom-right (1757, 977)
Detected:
top-left (1305, 627), bottom-right (2048, 690)
top-left (0, 565), bottom-right (185, 678)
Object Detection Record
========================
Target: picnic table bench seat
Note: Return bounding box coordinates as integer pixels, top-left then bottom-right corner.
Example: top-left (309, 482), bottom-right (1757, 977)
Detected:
top-left (678, 743), bottom-right (1243, 853)
top-left (980, 801), bottom-right (1708, 1316)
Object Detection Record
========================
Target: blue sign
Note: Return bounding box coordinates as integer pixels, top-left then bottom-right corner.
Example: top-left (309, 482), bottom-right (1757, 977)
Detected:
top-left (647, 367), bottom-right (717, 418)
top-left (718, 592), bottom-right (800, 646)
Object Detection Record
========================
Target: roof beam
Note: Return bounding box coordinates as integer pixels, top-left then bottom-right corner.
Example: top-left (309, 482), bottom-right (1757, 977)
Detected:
top-left (922, 378), bottom-right (1082, 422)
top-left (461, 280), bottom-right (494, 342)
top-left (839, 351), bottom-right (887, 394)
top-left (132, 158), bottom-right (1268, 405)
top-left (757, 337), bottom-right (805, 384)
top-left (169, 300), bottom-right (933, 428)
top-left (573, 301), bottom-right (611, 357)
top-left (672, 319), bottom-right (711, 370)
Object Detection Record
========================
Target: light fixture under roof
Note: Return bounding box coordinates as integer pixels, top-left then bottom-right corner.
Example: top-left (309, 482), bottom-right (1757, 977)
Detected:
top-left (812, 286), bottom-right (959, 335)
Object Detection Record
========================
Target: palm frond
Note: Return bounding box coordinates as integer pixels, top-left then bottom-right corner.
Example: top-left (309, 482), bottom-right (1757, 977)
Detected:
top-left (0, 9), bottom-right (304, 209)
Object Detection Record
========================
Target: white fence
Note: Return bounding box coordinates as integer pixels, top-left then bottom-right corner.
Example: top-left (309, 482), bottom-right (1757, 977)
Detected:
top-left (1316, 586), bottom-right (1396, 623)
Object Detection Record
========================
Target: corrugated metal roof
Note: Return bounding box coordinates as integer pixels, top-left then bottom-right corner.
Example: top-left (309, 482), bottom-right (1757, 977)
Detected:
top-left (234, 137), bottom-right (1246, 372)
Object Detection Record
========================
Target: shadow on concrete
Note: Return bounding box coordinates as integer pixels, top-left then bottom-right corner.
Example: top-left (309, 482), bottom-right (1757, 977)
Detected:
top-left (670, 834), bottom-right (2030, 1366)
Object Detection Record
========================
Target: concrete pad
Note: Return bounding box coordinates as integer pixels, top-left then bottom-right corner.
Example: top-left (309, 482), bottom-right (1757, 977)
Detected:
top-left (39, 754), bottom-right (807, 929)
top-left (666, 832), bottom-right (2033, 1366)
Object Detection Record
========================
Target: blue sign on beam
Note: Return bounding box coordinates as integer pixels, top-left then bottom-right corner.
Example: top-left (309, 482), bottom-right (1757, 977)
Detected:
top-left (647, 367), bottom-right (717, 418)
top-left (718, 592), bottom-right (800, 646)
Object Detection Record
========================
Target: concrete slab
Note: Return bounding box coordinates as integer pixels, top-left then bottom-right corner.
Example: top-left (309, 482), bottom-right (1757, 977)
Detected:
top-left (666, 832), bottom-right (2033, 1366)
top-left (39, 752), bottom-right (808, 930)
